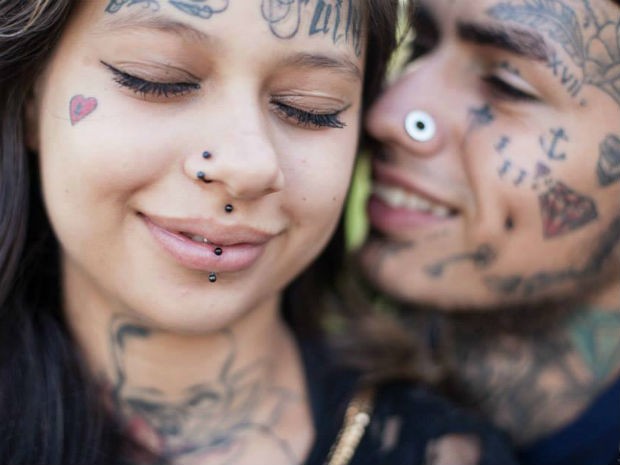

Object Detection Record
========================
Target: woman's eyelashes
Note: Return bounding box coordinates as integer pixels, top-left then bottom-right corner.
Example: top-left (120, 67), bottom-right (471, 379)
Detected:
top-left (102, 61), bottom-right (349, 129)
top-left (482, 75), bottom-right (539, 102)
top-left (102, 61), bottom-right (200, 98)
top-left (271, 101), bottom-right (347, 129)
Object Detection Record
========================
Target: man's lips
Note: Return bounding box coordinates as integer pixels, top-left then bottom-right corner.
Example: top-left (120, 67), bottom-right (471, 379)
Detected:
top-left (140, 213), bottom-right (278, 273)
top-left (367, 164), bottom-right (459, 233)
top-left (371, 161), bottom-right (460, 215)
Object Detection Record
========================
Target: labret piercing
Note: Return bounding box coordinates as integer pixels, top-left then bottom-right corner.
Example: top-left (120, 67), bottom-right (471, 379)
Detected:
top-left (405, 110), bottom-right (437, 143)
top-left (209, 272), bottom-right (217, 283)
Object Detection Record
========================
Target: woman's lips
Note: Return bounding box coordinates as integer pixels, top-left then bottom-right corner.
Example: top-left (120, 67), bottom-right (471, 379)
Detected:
top-left (141, 214), bottom-right (272, 273)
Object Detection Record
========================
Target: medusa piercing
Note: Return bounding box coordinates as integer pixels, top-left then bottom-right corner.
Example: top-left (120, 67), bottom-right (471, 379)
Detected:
top-left (197, 171), bottom-right (212, 183)
top-left (214, 247), bottom-right (223, 256)
top-left (405, 110), bottom-right (436, 142)
top-left (209, 272), bottom-right (217, 283)
top-left (225, 204), bottom-right (234, 213)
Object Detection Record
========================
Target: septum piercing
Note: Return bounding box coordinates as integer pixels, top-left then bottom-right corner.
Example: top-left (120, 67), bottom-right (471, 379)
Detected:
top-left (405, 110), bottom-right (436, 143)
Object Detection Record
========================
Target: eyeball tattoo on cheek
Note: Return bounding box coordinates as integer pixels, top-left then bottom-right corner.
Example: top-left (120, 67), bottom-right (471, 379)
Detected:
top-left (405, 110), bottom-right (436, 142)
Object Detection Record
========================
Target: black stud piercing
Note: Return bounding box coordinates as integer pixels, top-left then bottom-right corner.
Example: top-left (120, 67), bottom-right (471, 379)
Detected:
top-left (202, 151), bottom-right (212, 159)
top-left (209, 272), bottom-right (217, 283)
top-left (505, 217), bottom-right (514, 231)
top-left (197, 171), bottom-right (212, 183)
top-left (225, 204), bottom-right (234, 213)
top-left (214, 247), bottom-right (223, 256)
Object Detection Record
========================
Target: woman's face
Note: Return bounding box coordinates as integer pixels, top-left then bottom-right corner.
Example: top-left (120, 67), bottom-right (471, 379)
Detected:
top-left (32, 0), bottom-right (365, 330)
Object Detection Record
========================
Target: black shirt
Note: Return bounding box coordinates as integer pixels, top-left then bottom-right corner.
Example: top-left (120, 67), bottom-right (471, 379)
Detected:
top-left (299, 339), bottom-right (519, 465)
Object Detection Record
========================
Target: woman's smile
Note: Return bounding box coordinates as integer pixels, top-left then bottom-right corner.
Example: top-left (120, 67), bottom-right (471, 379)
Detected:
top-left (140, 212), bottom-right (279, 273)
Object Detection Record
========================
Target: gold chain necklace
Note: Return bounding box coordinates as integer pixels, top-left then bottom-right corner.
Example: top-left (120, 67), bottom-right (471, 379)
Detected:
top-left (323, 387), bottom-right (376, 465)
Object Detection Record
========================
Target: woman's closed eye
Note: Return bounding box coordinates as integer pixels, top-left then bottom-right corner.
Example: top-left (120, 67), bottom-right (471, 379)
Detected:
top-left (101, 61), bottom-right (201, 99)
top-left (271, 101), bottom-right (348, 130)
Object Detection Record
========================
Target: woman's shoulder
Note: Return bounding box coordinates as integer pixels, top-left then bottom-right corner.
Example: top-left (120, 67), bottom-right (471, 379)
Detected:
top-left (358, 381), bottom-right (518, 465)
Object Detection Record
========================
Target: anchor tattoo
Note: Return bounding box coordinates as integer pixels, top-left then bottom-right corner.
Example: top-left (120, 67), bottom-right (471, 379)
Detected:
top-left (425, 244), bottom-right (497, 278)
top-left (540, 128), bottom-right (569, 161)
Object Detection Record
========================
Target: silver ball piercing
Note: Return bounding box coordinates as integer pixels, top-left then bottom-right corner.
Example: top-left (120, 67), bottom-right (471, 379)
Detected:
top-left (214, 247), bottom-right (223, 256)
top-left (209, 272), bottom-right (217, 283)
top-left (225, 204), bottom-right (234, 213)
top-left (202, 151), bottom-right (212, 159)
top-left (405, 110), bottom-right (436, 143)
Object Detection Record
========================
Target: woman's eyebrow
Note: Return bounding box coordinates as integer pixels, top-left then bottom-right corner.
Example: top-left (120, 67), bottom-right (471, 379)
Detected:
top-left (280, 52), bottom-right (362, 80)
top-left (99, 11), bottom-right (214, 44)
top-left (457, 21), bottom-right (551, 61)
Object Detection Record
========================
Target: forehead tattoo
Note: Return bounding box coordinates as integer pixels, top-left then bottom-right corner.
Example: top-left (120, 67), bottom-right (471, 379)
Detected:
top-left (487, 0), bottom-right (620, 106)
top-left (106, 0), bottom-right (229, 19)
top-left (261, 0), bottom-right (364, 56)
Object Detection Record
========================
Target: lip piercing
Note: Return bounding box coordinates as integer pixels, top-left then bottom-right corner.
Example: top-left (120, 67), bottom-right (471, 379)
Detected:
top-left (405, 110), bottom-right (436, 142)
top-left (214, 247), bottom-right (223, 256)
top-left (202, 151), bottom-right (212, 159)
top-left (197, 171), bottom-right (212, 183)
top-left (225, 204), bottom-right (234, 213)
top-left (209, 272), bottom-right (217, 283)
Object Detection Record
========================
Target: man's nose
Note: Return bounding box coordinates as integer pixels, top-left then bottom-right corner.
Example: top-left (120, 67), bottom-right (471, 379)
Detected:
top-left (365, 55), bottom-right (464, 158)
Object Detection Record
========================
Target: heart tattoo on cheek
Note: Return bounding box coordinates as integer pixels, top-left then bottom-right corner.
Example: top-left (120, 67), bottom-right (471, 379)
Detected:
top-left (69, 95), bottom-right (98, 125)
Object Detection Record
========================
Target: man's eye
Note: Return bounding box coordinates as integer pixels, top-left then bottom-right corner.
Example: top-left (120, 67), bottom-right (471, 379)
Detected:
top-left (407, 33), bottom-right (437, 62)
top-left (482, 76), bottom-right (538, 102)
top-left (272, 102), bottom-right (347, 130)
top-left (101, 61), bottom-right (200, 98)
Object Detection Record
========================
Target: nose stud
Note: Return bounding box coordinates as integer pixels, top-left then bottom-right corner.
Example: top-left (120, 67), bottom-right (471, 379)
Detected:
top-left (404, 110), bottom-right (436, 143)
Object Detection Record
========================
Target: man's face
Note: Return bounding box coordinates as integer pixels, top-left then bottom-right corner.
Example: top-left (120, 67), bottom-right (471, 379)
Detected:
top-left (361, 0), bottom-right (620, 310)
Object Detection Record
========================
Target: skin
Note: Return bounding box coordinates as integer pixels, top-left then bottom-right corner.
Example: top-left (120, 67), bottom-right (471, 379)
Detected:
top-left (28, 1), bottom-right (366, 463)
top-left (361, 0), bottom-right (620, 446)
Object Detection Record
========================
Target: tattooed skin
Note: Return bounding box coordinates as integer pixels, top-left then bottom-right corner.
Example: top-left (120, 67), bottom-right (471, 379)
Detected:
top-left (448, 306), bottom-right (620, 445)
top-left (261, 0), bottom-right (363, 56)
top-left (539, 181), bottom-right (599, 238)
top-left (485, 215), bottom-right (620, 297)
top-left (105, 0), bottom-right (230, 19)
top-left (110, 318), bottom-right (299, 464)
top-left (425, 245), bottom-right (497, 278)
top-left (488, 0), bottom-right (620, 105)
top-left (598, 134), bottom-right (620, 187)
top-left (69, 95), bottom-right (98, 125)
top-left (540, 127), bottom-right (569, 161)
top-left (467, 103), bottom-right (495, 132)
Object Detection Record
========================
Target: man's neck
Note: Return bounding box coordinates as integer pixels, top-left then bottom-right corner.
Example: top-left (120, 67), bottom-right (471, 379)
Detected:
top-left (442, 296), bottom-right (620, 446)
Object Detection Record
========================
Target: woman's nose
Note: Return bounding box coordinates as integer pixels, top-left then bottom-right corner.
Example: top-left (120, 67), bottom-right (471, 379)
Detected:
top-left (184, 111), bottom-right (285, 201)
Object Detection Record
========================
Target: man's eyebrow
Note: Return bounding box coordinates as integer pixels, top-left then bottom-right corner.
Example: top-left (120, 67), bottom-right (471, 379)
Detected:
top-left (99, 11), bottom-right (214, 44)
top-left (457, 22), bottom-right (551, 61)
top-left (280, 52), bottom-right (362, 80)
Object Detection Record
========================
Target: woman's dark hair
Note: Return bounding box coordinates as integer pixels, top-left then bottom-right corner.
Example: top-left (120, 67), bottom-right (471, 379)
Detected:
top-left (0, 1), bottom-right (401, 463)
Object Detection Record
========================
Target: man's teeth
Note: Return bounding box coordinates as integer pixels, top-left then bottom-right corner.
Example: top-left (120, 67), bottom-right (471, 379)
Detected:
top-left (373, 184), bottom-right (452, 218)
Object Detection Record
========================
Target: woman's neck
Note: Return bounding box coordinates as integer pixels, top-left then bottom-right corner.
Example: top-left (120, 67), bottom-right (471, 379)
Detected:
top-left (63, 265), bottom-right (313, 465)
